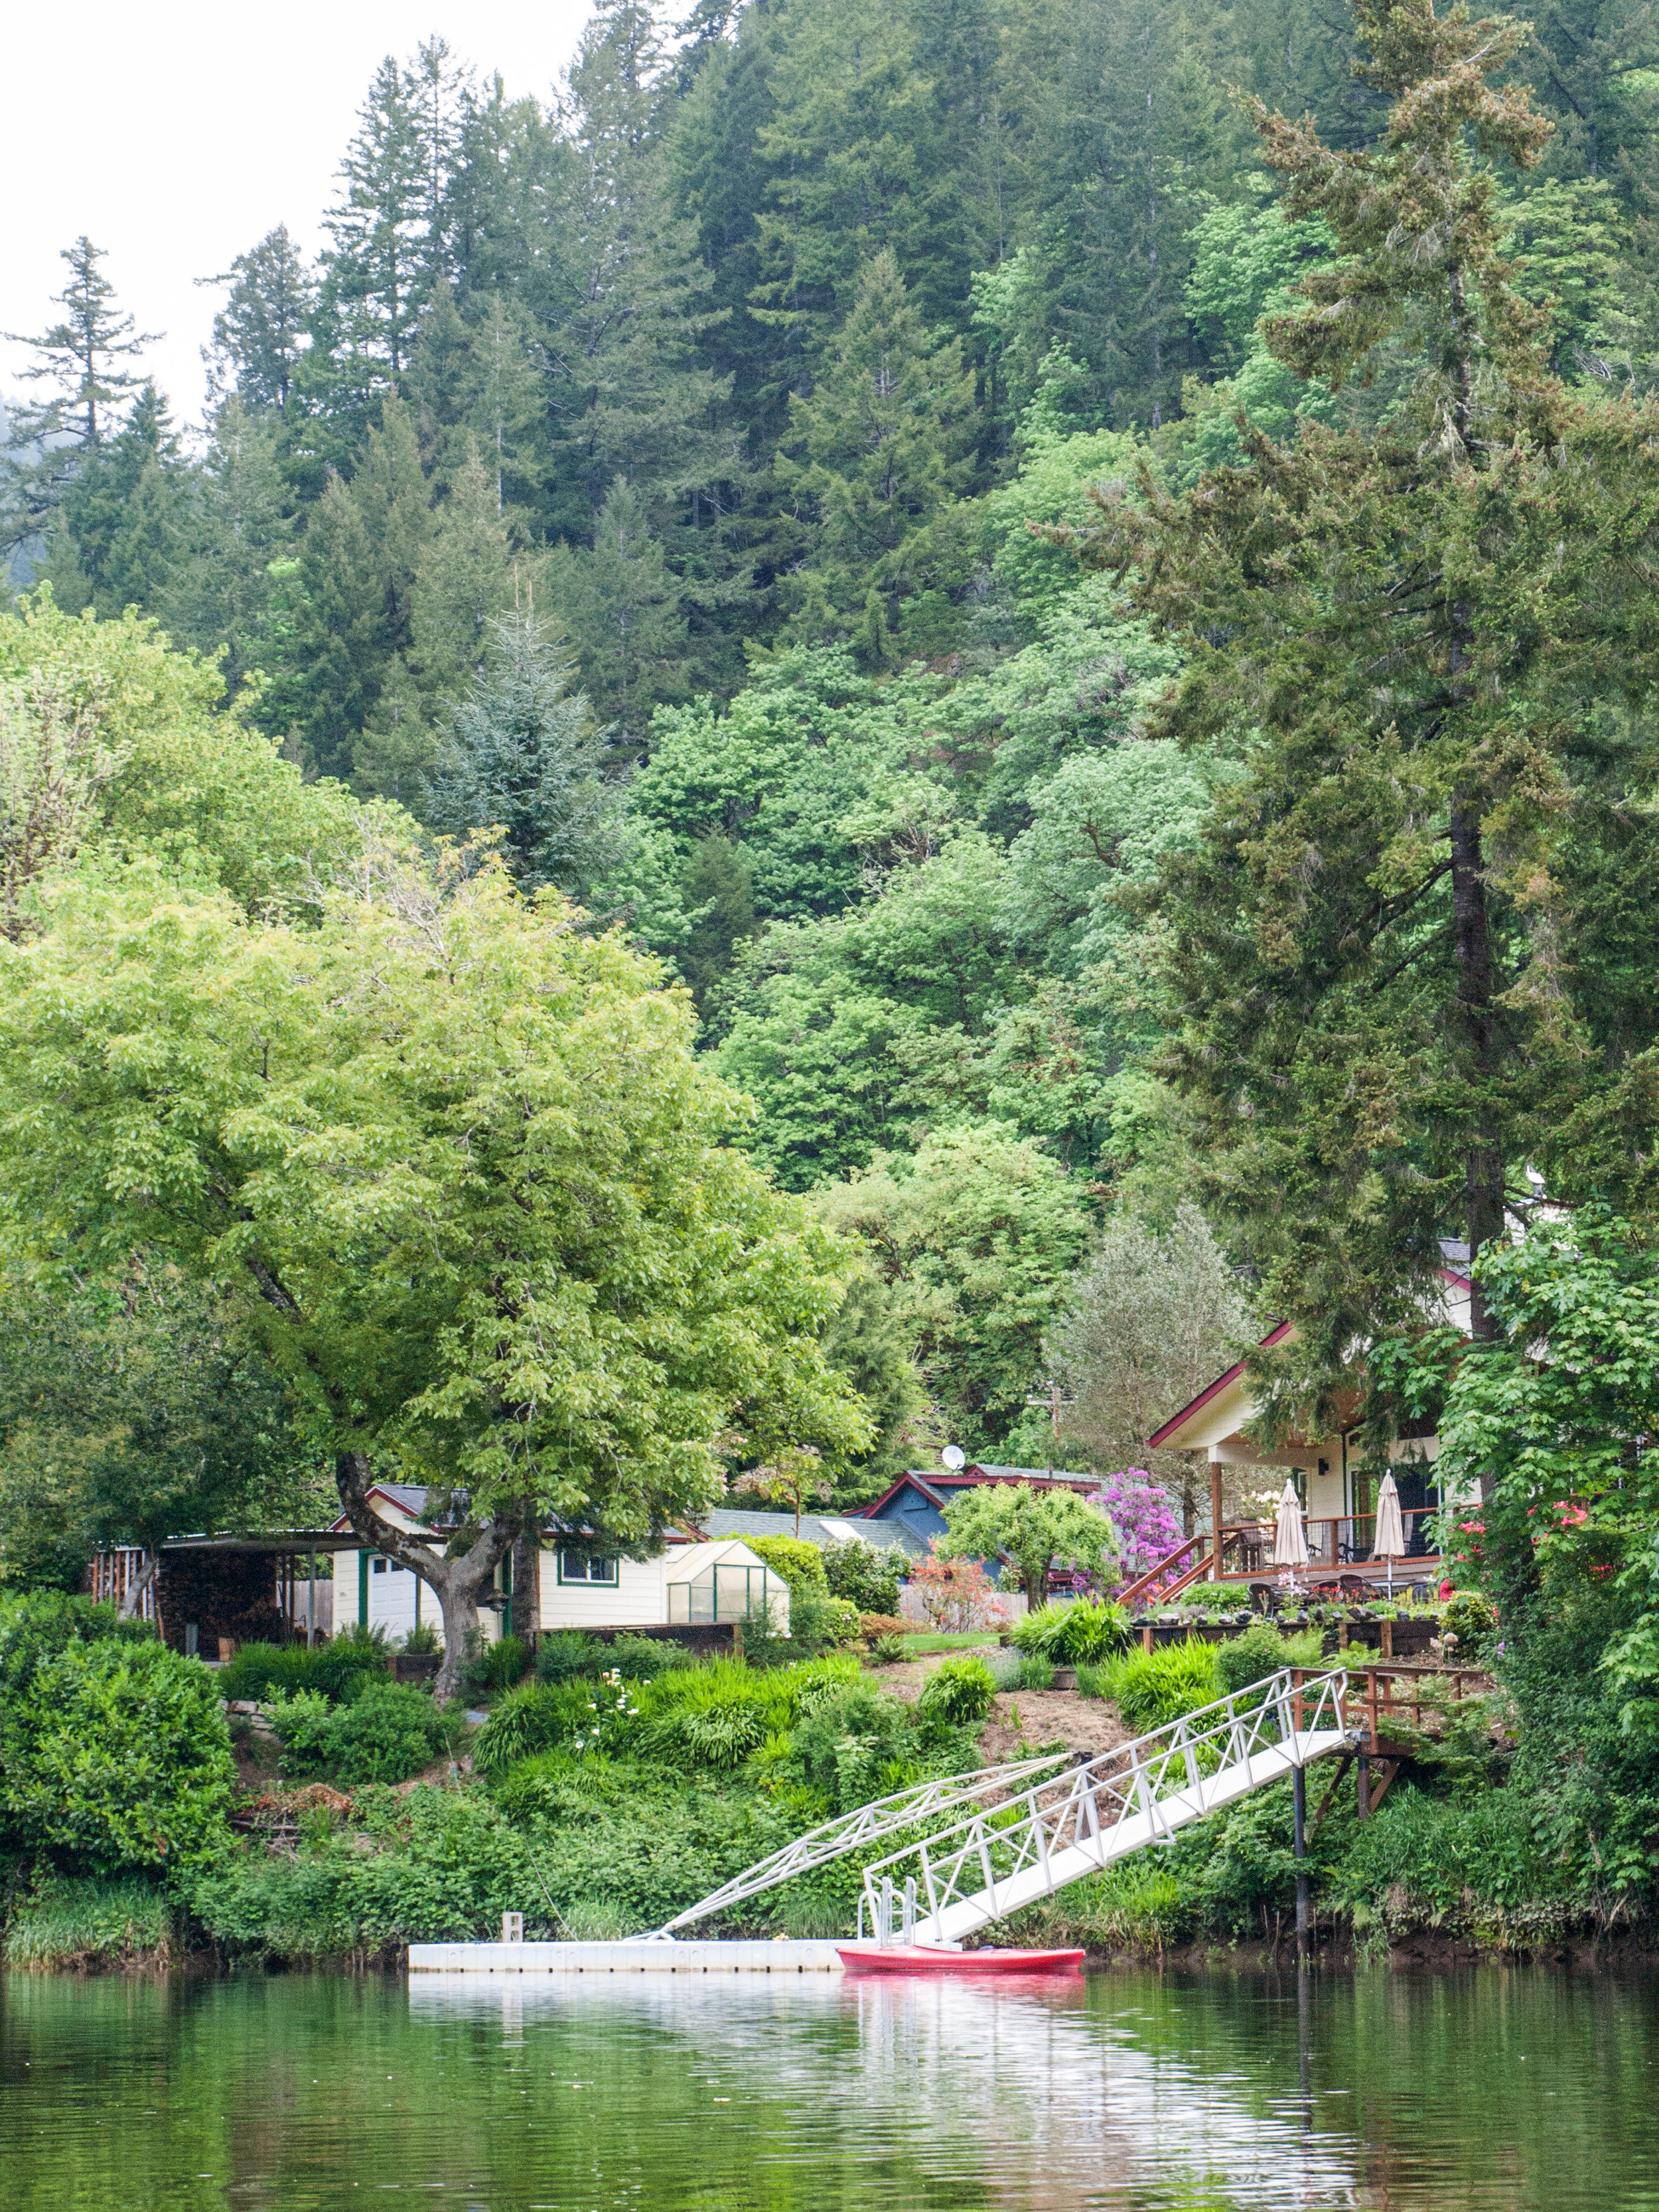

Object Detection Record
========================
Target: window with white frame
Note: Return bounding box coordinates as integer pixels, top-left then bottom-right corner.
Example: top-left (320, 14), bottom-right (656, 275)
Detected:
top-left (557, 1552), bottom-right (618, 1585)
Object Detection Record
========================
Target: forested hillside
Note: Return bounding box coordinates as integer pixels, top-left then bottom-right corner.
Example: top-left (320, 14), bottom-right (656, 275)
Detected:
top-left (7, 0), bottom-right (1659, 1487)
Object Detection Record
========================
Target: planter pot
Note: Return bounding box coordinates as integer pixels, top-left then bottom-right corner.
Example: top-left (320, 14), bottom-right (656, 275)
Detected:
top-left (389, 1653), bottom-right (441, 1683)
top-left (1051, 1666), bottom-right (1079, 1691)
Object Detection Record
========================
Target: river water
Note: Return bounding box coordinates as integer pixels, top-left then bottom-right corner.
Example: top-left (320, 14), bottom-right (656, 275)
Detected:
top-left (4, 1964), bottom-right (1657, 2210)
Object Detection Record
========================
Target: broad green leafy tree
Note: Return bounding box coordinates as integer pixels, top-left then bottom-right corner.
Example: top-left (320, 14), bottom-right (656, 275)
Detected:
top-left (0, 840), bottom-right (867, 1694)
top-left (938, 1480), bottom-right (1118, 1610)
top-left (814, 1120), bottom-right (1092, 1450)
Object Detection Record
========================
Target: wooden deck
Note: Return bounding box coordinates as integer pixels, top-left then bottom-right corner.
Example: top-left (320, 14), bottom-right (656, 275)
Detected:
top-left (1117, 1511), bottom-right (1443, 1606)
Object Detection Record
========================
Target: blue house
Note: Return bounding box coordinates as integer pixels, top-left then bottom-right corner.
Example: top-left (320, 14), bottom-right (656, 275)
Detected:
top-left (851, 1465), bottom-right (1098, 1563)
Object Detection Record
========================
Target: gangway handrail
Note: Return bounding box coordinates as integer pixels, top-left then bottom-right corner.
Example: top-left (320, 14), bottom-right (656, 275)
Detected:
top-left (633, 1746), bottom-right (1078, 1940)
top-left (854, 1666), bottom-right (1354, 1947)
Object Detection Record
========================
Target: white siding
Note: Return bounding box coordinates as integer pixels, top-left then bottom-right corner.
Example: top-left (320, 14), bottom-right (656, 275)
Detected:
top-left (537, 1552), bottom-right (666, 1631)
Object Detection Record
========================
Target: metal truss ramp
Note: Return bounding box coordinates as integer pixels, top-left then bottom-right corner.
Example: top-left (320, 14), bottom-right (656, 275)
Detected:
top-left (647, 1666), bottom-right (1354, 1949)
top-left (857, 1667), bottom-right (1352, 1947)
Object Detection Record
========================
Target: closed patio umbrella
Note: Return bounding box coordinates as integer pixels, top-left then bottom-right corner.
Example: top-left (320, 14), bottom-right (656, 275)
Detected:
top-left (1371, 1471), bottom-right (1406, 1597)
top-left (1273, 1480), bottom-right (1309, 1578)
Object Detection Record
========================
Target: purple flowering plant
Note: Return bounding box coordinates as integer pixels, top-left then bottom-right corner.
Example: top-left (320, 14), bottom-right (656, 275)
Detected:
top-left (1080, 1472), bottom-right (1184, 1594)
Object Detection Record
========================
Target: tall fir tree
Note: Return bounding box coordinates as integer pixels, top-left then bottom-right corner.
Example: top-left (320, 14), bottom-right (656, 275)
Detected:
top-left (539, 0), bottom-right (734, 542)
top-left (423, 603), bottom-right (630, 897)
top-left (200, 225), bottom-right (317, 410)
top-left (160, 398), bottom-right (295, 698)
top-left (1, 238), bottom-right (159, 556)
top-left (547, 475), bottom-right (687, 749)
top-left (37, 381), bottom-right (186, 616)
top-left (292, 396), bottom-right (431, 779)
top-left (776, 248), bottom-right (976, 625)
top-left (1079, 0), bottom-right (1659, 1411)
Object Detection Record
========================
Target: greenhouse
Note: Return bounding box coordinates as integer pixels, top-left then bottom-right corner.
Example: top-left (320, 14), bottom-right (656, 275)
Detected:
top-left (666, 1539), bottom-right (792, 1631)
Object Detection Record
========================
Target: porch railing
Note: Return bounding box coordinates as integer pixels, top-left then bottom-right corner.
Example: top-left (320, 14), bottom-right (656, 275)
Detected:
top-left (1215, 1507), bottom-right (1440, 1580)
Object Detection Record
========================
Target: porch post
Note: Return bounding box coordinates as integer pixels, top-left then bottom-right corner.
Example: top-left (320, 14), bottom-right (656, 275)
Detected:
top-left (1210, 1459), bottom-right (1224, 1580)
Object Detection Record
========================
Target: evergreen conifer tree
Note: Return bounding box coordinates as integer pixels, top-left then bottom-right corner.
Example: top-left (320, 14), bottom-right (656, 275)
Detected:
top-left (1, 238), bottom-right (159, 555)
top-left (547, 475), bottom-right (687, 750)
top-left (162, 398), bottom-right (297, 698)
top-left (200, 226), bottom-right (317, 410)
top-left (1080, 0), bottom-right (1659, 1408)
top-left (777, 248), bottom-right (975, 625)
top-left (40, 381), bottom-right (186, 615)
top-left (540, 0), bottom-right (733, 541)
top-left (293, 397), bottom-right (431, 778)
top-left (409, 439), bottom-right (526, 698)
top-left (423, 603), bottom-right (628, 897)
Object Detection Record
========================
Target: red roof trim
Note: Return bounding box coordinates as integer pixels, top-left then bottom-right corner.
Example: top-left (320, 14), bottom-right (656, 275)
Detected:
top-left (851, 1467), bottom-right (1095, 1517)
top-left (326, 1485), bottom-right (432, 1536)
top-left (1145, 1321), bottom-right (1295, 1451)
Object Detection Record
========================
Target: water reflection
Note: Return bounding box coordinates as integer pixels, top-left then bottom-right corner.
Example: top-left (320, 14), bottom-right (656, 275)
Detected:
top-left (6, 1965), bottom-right (1659, 2210)
top-left (409, 1970), bottom-right (1362, 2208)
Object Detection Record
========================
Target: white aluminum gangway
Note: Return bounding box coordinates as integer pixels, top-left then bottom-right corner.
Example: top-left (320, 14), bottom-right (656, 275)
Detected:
top-left (636, 1747), bottom-right (1080, 1939)
top-left (855, 1666), bottom-right (1352, 1947)
top-left (644, 1666), bottom-right (1354, 1947)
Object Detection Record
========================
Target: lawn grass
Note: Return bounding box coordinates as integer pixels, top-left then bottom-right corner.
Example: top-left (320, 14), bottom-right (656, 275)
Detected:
top-left (900, 1631), bottom-right (1001, 1655)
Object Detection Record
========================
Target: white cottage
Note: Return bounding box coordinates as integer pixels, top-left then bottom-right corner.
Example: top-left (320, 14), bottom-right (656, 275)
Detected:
top-left (329, 1486), bottom-right (790, 1647)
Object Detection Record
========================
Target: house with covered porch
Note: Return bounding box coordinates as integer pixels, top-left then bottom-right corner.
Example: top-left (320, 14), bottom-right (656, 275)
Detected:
top-left (1139, 1256), bottom-right (1475, 1597)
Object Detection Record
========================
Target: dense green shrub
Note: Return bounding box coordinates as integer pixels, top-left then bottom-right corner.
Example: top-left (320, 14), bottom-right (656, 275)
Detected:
top-left (605, 1634), bottom-right (692, 1680)
top-left (1014, 1599), bottom-right (1129, 1663)
top-left (745, 1535), bottom-right (829, 1593)
top-left (534, 1632), bottom-right (609, 1684)
top-left (218, 1633), bottom-right (388, 1705)
top-left (917, 1655), bottom-right (996, 1726)
top-left (464, 1633), bottom-right (530, 1698)
top-left (185, 1787), bottom-right (548, 1959)
top-left (0, 1633), bottom-right (232, 1873)
top-left (1441, 1591), bottom-right (1499, 1659)
top-left (1102, 1639), bottom-right (1220, 1734)
top-left (1213, 1624), bottom-right (1298, 1702)
top-left (0, 1591), bottom-right (154, 1689)
top-left (787, 1680), bottom-right (918, 1810)
top-left (267, 1679), bottom-right (453, 1785)
top-left (820, 1538), bottom-right (902, 1617)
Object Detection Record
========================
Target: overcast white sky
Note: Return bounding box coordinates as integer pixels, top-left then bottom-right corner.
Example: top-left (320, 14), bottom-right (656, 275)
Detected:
top-left (3, 1), bottom-right (595, 429)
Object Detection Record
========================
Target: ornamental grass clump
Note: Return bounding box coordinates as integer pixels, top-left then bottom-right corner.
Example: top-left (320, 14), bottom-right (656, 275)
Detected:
top-left (1014, 1599), bottom-right (1129, 1663)
top-left (1100, 1639), bottom-right (1220, 1735)
top-left (916, 1655), bottom-right (997, 1727)
top-left (634, 1656), bottom-right (860, 1771)
top-left (474, 1678), bottom-right (615, 1776)
top-left (218, 1631), bottom-right (390, 1706)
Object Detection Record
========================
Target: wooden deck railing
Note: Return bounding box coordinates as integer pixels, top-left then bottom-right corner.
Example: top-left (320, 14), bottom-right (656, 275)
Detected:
top-left (1214, 1508), bottom-right (1440, 1581)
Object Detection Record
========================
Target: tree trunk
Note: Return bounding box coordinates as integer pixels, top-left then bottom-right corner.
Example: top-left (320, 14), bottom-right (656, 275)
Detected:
top-left (117, 1556), bottom-right (159, 1622)
top-left (510, 1512), bottom-right (541, 1645)
top-left (334, 1450), bottom-right (520, 1704)
top-left (1449, 793), bottom-right (1505, 1343)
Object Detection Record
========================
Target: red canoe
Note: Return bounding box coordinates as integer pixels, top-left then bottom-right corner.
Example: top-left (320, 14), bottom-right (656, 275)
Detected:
top-left (837, 1943), bottom-right (1084, 1976)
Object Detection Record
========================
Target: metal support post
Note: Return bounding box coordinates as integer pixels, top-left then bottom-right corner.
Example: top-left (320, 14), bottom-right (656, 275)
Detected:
top-left (1293, 1765), bottom-right (1309, 1958)
top-left (1356, 1749), bottom-right (1372, 1820)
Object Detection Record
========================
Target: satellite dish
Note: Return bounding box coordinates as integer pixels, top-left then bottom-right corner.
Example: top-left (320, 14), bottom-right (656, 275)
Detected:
top-left (941, 1445), bottom-right (966, 1471)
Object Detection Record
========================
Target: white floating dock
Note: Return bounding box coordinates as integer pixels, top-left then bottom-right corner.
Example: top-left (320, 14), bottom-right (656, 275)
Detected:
top-left (407, 1939), bottom-right (845, 1974)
